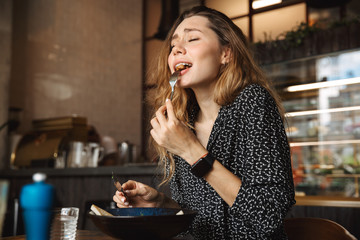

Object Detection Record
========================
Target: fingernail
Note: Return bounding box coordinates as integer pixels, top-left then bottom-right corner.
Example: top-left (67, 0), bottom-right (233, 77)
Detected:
top-left (124, 201), bottom-right (129, 206)
top-left (166, 98), bottom-right (169, 102)
top-left (129, 205), bottom-right (133, 208)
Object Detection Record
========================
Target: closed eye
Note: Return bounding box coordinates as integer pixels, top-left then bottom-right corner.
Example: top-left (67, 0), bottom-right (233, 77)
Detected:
top-left (189, 38), bottom-right (199, 42)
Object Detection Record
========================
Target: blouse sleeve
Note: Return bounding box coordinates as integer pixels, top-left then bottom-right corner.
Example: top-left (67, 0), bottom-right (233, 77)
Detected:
top-left (228, 86), bottom-right (295, 238)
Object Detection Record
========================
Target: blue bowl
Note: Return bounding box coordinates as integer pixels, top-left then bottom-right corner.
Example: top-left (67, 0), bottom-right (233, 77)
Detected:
top-left (89, 208), bottom-right (197, 240)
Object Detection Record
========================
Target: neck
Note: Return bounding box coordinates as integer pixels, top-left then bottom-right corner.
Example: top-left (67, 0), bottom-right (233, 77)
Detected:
top-left (193, 88), bottom-right (220, 123)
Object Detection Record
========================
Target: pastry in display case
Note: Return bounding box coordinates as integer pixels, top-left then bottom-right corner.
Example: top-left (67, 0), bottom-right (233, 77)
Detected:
top-left (262, 48), bottom-right (360, 198)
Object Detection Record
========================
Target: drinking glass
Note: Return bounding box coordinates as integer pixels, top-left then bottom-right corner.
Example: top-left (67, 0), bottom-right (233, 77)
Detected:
top-left (50, 207), bottom-right (79, 240)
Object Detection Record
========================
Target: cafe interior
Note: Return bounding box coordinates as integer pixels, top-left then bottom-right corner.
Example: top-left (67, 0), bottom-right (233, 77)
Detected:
top-left (0, 0), bottom-right (360, 239)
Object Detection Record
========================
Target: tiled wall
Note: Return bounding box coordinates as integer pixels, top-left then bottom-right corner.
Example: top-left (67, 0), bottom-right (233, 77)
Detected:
top-left (8, 0), bottom-right (143, 157)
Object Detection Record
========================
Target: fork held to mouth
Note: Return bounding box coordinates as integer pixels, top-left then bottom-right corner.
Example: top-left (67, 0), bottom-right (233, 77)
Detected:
top-left (169, 70), bottom-right (181, 100)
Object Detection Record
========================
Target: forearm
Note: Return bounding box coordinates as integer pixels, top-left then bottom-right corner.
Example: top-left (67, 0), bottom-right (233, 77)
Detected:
top-left (181, 144), bottom-right (242, 206)
top-left (204, 160), bottom-right (242, 206)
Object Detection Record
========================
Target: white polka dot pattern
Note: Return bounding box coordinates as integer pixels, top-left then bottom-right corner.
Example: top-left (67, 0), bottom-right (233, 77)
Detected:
top-left (169, 84), bottom-right (296, 239)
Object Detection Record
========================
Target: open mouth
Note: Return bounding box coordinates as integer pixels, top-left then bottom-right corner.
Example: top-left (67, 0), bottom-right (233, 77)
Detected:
top-left (175, 63), bottom-right (192, 72)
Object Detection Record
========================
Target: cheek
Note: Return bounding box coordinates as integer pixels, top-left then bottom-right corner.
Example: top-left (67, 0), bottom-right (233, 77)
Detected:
top-left (167, 55), bottom-right (173, 69)
top-left (197, 51), bottom-right (222, 73)
top-left (196, 45), bottom-right (222, 63)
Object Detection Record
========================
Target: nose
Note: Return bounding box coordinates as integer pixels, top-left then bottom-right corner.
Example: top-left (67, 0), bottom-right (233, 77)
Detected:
top-left (171, 43), bottom-right (186, 55)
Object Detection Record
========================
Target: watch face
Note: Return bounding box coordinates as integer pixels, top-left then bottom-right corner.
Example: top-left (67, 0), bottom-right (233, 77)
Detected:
top-left (191, 153), bottom-right (215, 178)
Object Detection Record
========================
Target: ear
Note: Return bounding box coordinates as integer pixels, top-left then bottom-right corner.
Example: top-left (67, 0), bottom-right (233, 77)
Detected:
top-left (221, 46), bottom-right (232, 65)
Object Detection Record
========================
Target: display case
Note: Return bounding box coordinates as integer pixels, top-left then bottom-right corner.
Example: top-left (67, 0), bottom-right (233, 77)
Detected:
top-left (262, 48), bottom-right (360, 199)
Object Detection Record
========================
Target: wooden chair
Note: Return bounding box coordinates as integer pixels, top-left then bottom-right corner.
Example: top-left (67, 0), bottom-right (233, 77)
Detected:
top-left (284, 217), bottom-right (357, 240)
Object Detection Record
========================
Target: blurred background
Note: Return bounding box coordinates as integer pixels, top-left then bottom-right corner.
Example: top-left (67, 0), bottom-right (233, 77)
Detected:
top-left (0, 0), bottom-right (360, 237)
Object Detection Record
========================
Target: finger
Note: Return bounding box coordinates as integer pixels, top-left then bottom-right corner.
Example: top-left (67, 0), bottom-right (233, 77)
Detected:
top-left (123, 181), bottom-right (149, 199)
top-left (113, 193), bottom-right (128, 208)
top-left (113, 193), bottom-right (122, 205)
top-left (122, 180), bottom-right (137, 191)
top-left (165, 99), bottom-right (176, 120)
top-left (150, 117), bottom-right (160, 129)
top-left (113, 192), bottom-right (121, 203)
top-left (150, 129), bottom-right (160, 145)
top-left (114, 190), bottom-right (130, 205)
top-left (122, 187), bottom-right (140, 198)
top-left (115, 201), bottom-right (129, 208)
top-left (155, 105), bottom-right (168, 125)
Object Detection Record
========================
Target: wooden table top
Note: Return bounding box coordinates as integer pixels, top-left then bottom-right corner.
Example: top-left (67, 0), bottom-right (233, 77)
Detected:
top-left (0, 230), bottom-right (116, 240)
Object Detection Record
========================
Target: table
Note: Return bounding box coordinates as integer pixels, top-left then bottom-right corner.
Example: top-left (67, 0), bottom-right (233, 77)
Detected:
top-left (0, 230), bottom-right (116, 240)
top-left (0, 230), bottom-right (193, 240)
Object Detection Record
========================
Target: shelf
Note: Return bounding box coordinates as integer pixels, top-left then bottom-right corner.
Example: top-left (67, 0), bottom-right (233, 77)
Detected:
top-left (288, 134), bottom-right (359, 141)
top-left (286, 106), bottom-right (360, 118)
top-left (295, 195), bottom-right (360, 208)
top-left (264, 48), bottom-right (360, 199)
top-left (0, 164), bottom-right (159, 178)
top-left (289, 139), bottom-right (360, 147)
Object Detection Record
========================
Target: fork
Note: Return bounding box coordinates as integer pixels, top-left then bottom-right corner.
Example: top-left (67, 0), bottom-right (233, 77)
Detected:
top-left (169, 70), bottom-right (181, 100)
top-left (112, 171), bottom-right (128, 202)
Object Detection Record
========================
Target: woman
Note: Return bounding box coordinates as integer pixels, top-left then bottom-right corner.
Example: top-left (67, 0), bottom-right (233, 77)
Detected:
top-left (113, 6), bottom-right (295, 239)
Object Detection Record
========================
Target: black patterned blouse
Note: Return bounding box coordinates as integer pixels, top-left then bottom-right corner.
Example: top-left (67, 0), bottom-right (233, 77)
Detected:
top-left (169, 84), bottom-right (296, 240)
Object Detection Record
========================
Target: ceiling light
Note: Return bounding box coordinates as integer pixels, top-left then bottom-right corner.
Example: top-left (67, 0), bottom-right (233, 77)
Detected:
top-left (252, 0), bottom-right (282, 9)
top-left (286, 106), bottom-right (360, 117)
top-left (290, 139), bottom-right (360, 147)
top-left (285, 77), bottom-right (360, 92)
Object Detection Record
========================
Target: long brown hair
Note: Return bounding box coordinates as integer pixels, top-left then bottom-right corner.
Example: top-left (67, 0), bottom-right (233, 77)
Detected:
top-left (147, 6), bottom-right (284, 185)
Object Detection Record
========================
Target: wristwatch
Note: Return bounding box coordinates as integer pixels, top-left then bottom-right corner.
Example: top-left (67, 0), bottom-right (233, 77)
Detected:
top-left (191, 152), bottom-right (216, 178)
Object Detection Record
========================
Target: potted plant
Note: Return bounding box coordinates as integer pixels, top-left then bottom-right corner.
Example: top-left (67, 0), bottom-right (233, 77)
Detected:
top-left (253, 16), bottom-right (360, 65)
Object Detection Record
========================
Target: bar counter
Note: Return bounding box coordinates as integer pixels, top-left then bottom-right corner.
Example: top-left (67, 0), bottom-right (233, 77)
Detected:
top-left (0, 163), bottom-right (159, 178)
top-left (0, 164), bottom-right (166, 236)
top-left (295, 195), bottom-right (360, 208)
top-left (1, 165), bottom-right (359, 238)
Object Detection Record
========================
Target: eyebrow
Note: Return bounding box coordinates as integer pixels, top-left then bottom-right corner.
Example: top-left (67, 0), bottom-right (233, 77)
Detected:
top-left (171, 28), bottom-right (203, 41)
